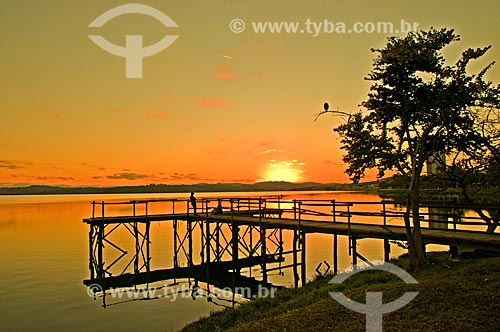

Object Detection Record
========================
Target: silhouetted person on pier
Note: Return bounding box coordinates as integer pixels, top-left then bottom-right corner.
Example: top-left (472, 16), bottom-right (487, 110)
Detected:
top-left (211, 199), bottom-right (223, 215)
top-left (190, 192), bottom-right (197, 215)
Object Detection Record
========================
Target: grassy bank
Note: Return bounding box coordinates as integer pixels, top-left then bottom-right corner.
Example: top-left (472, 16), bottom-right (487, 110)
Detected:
top-left (180, 253), bottom-right (500, 332)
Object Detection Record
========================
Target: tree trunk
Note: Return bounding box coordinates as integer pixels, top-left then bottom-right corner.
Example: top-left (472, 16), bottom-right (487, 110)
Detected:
top-left (403, 208), bottom-right (419, 268)
top-left (411, 181), bottom-right (426, 264)
top-left (406, 162), bottom-right (426, 269)
top-left (459, 183), bottom-right (498, 234)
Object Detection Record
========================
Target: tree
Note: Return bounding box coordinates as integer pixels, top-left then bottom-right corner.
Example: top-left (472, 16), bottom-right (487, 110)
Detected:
top-left (330, 28), bottom-right (500, 268)
top-left (434, 117), bottom-right (500, 233)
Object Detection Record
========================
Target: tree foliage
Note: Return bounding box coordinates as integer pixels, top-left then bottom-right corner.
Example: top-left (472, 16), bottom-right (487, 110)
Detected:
top-left (336, 28), bottom-right (500, 184)
top-left (333, 28), bottom-right (500, 266)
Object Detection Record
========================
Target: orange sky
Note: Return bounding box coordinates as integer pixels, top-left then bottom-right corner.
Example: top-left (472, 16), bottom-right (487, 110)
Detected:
top-left (1, 0), bottom-right (500, 186)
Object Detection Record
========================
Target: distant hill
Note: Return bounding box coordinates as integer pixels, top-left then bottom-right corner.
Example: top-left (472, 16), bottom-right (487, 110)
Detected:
top-left (0, 181), bottom-right (365, 195)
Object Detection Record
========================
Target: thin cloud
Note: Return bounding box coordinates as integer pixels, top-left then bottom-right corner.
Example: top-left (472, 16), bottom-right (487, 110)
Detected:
top-left (261, 149), bottom-right (285, 154)
top-left (106, 173), bottom-right (149, 180)
top-left (258, 140), bottom-right (273, 147)
top-left (81, 163), bottom-right (108, 172)
top-left (81, 162), bottom-right (101, 168)
top-left (56, 176), bottom-right (75, 181)
top-left (196, 98), bottom-right (227, 109)
top-left (163, 172), bottom-right (254, 183)
top-left (0, 160), bottom-right (31, 170)
top-left (218, 137), bottom-right (244, 144)
top-left (33, 175), bottom-right (75, 181)
top-left (145, 111), bottom-right (169, 119)
top-left (215, 65), bottom-right (234, 80)
top-left (167, 172), bottom-right (200, 181)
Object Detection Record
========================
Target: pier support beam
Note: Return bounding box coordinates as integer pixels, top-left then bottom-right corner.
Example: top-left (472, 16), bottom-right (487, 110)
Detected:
top-left (352, 237), bottom-right (357, 268)
top-left (216, 223), bottom-right (221, 262)
top-left (89, 226), bottom-right (94, 280)
top-left (384, 239), bottom-right (391, 262)
top-left (205, 213), bottom-right (212, 264)
top-left (301, 232), bottom-right (306, 286)
top-left (232, 224), bottom-right (240, 278)
top-left (292, 230), bottom-right (299, 288)
top-left (146, 221), bottom-right (151, 286)
top-left (97, 222), bottom-right (104, 280)
top-left (333, 234), bottom-right (338, 275)
top-left (134, 222), bottom-right (139, 275)
top-left (188, 220), bottom-right (193, 267)
top-left (205, 214), bottom-right (211, 283)
top-left (261, 226), bottom-right (267, 284)
top-left (173, 219), bottom-right (178, 268)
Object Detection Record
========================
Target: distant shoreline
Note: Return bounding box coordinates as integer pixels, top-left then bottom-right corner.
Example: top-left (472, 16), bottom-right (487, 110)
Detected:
top-left (0, 182), bottom-right (374, 196)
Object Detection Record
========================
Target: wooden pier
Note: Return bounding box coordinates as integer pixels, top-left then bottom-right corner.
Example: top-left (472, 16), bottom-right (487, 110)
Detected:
top-left (83, 196), bottom-right (500, 305)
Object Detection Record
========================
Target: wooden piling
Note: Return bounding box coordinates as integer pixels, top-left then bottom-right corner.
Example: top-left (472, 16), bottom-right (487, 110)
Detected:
top-left (89, 225), bottom-right (94, 280)
top-left (384, 239), bottom-right (391, 262)
top-left (301, 231), bottom-right (306, 286)
top-left (146, 221), bottom-right (151, 284)
top-left (231, 199), bottom-right (240, 278)
top-left (261, 226), bottom-right (267, 284)
top-left (292, 230), bottom-right (299, 288)
top-left (188, 220), bottom-right (193, 267)
top-left (97, 221), bottom-right (104, 279)
top-left (332, 200), bottom-right (338, 274)
top-left (205, 200), bottom-right (210, 283)
top-left (352, 237), bottom-right (357, 269)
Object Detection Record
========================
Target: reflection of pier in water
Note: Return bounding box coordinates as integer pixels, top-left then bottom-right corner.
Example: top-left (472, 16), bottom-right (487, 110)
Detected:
top-left (83, 197), bottom-right (500, 307)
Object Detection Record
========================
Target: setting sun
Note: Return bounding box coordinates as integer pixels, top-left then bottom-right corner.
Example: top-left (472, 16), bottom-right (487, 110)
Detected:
top-left (259, 160), bottom-right (305, 183)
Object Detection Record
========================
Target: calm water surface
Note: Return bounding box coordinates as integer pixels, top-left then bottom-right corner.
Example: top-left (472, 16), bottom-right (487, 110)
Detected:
top-left (0, 191), bottom-right (445, 332)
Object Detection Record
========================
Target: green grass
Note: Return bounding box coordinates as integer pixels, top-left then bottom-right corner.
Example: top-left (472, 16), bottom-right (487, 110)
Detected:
top-left (180, 253), bottom-right (500, 332)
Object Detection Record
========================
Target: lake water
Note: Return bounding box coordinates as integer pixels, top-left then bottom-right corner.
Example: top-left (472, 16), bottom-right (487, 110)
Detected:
top-left (0, 191), bottom-right (448, 332)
